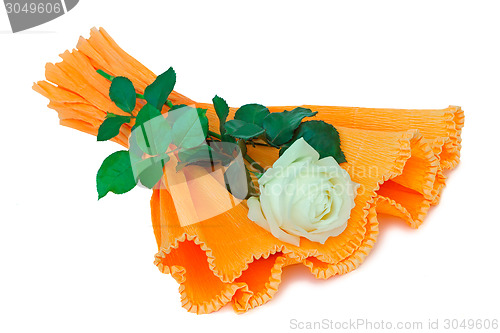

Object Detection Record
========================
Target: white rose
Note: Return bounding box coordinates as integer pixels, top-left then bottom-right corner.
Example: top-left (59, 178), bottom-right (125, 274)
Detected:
top-left (247, 138), bottom-right (359, 246)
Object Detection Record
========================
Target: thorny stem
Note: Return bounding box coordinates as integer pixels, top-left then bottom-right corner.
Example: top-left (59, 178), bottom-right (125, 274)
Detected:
top-left (244, 154), bottom-right (266, 174)
top-left (208, 130), bottom-right (222, 140)
top-left (96, 69), bottom-right (114, 81)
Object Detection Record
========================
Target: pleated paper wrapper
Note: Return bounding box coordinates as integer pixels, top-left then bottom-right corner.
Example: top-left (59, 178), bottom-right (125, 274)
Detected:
top-left (33, 28), bottom-right (464, 314)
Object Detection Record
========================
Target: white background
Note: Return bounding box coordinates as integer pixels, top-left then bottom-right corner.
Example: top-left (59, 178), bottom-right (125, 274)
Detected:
top-left (1, 1), bottom-right (499, 332)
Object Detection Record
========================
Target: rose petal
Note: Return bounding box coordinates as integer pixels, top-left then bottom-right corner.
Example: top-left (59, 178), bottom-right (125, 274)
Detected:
top-left (247, 196), bottom-right (300, 246)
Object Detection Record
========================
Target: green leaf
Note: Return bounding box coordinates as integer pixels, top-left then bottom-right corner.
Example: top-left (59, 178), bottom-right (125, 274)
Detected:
top-left (97, 115), bottom-right (131, 141)
top-left (213, 95), bottom-right (230, 126)
top-left (128, 131), bottom-right (144, 163)
top-left (171, 106), bottom-right (209, 149)
top-left (137, 155), bottom-right (169, 189)
top-left (280, 120), bottom-right (346, 163)
top-left (165, 104), bottom-right (187, 127)
top-left (144, 67), bottom-right (176, 110)
top-left (262, 107), bottom-right (317, 146)
top-left (109, 76), bottom-right (136, 113)
top-left (131, 113), bottom-right (172, 156)
top-left (176, 145), bottom-right (233, 171)
top-left (178, 145), bottom-right (214, 164)
top-left (133, 103), bottom-right (162, 130)
top-left (234, 104), bottom-right (270, 127)
top-left (96, 150), bottom-right (138, 199)
top-left (221, 132), bottom-right (237, 143)
top-left (225, 119), bottom-right (265, 140)
top-left (223, 163), bottom-right (257, 200)
top-left (212, 96), bottom-right (236, 143)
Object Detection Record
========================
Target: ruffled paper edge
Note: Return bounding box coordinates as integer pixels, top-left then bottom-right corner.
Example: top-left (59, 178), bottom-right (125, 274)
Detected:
top-left (441, 105), bottom-right (465, 170)
top-left (154, 232), bottom-right (296, 314)
top-left (152, 129), bottom-right (443, 312)
top-left (392, 131), bottom-right (441, 201)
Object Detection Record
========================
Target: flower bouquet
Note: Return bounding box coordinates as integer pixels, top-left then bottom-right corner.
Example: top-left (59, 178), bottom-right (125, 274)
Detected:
top-left (33, 27), bottom-right (464, 314)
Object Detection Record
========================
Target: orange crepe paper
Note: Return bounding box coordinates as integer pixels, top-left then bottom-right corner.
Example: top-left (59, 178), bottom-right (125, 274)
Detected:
top-left (33, 27), bottom-right (463, 314)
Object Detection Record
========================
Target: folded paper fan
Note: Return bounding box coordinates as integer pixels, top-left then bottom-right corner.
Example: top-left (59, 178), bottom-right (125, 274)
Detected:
top-left (33, 27), bottom-right (463, 314)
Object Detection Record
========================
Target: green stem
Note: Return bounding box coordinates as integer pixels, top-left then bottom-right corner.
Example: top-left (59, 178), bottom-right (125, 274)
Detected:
top-left (96, 69), bottom-right (114, 81)
top-left (244, 154), bottom-right (266, 174)
top-left (140, 125), bottom-right (151, 150)
top-left (247, 169), bottom-right (263, 178)
top-left (208, 130), bottom-right (222, 140)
